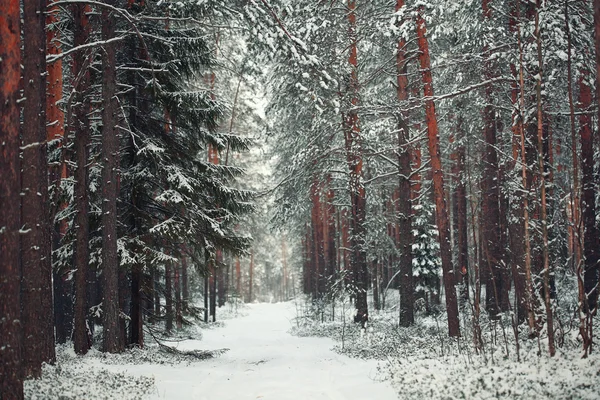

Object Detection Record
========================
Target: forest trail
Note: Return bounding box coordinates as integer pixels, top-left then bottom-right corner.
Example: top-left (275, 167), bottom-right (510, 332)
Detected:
top-left (141, 302), bottom-right (398, 399)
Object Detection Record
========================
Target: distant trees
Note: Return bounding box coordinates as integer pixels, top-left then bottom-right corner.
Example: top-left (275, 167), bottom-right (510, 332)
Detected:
top-left (254, 0), bottom-right (600, 355)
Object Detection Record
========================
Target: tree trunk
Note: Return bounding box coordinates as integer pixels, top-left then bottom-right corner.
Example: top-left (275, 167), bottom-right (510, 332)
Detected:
top-left (453, 112), bottom-right (469, 303)
top-left (508, 1), bottom-right (528, 323)
top-left (204, 273), bottom-right (209, 323)
top-left (182, 257), bottom-right (189, 310)
top-left (481, 0), bottom-right (508, 319)
top-left (130, 262), bottom-right (143, 345)
top-left (281, 239), bottom-right (289, 300)
top-left (175, 262), bottom-right (183, 329)
top-left (395, 0), bottom-right (414, 327)
top-left (580, 73), bottom-right (599, 315)
top-left (533, 2), bottom-right (555, 355)
top-left (72, 3), bottom-right (92, 355)
top-left (165, 262), bottom-right (173, 332)
top-left (515, 0), bottom-right (538, 334)
top-left (344, 0), bottom-right (369, 327)
top-left (209, 260), bottom-right (216, 321)
top-left (415, 5), bottom-right (460, 337)
top-left (217, 250), bottom-right (226, 307)
top-left (21, 0), bottom-right (56, 376)
top-left (101, 1), bottom-right (122, 353)
top-left (249, 251), bottom-right (254, 303)
top-left (0, 0), bottom-right (23, 395)
top-left (235, 256), bottom-right (242, 297)
top-left (589, 0), bottom-right (600, 319)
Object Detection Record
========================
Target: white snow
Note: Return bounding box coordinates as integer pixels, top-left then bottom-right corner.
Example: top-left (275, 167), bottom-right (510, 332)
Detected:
top-left (99, 302), bottom-right (397, 400)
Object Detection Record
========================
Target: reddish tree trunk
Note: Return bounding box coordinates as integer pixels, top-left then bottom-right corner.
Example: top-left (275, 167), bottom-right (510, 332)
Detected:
top-left (415, 5), bottom-right (460, 337)
top-left (46, 0), bottom-right (64, 150)
top-left (0, 0), bottom-right (23, 395)
top-left (249, 251), bottom-right (254, 303)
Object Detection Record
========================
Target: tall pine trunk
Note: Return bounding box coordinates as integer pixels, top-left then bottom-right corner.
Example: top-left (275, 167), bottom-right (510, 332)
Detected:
top-left (415, 5), bottom-right (460, 337)
top-left (21, 0), bottom-right (56, 375)
top-left (395, 0), bottom-right (414, 327)
top-left (101, 1), bottom-right (122, 353)
top-left (453, 112), bottom-right (469, 302)
top-left (344, 0), bottom-right (369, 326)
top-left (482, 0), bottom-right (508, 318)
top-left (0, 0), bottom-right (23, 395)
top-left (534, 2), bottom-right (555, 355)
top-left (72, 3), bottom-right (92, 355)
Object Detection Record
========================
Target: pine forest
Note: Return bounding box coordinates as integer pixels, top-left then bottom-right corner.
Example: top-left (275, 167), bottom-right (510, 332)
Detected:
top-left (2, 0), bottom-right (600, 399)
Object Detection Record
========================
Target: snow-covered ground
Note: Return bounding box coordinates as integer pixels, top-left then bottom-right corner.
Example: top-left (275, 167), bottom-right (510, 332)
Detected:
top-left (27, 302), bottom-right (397, 400)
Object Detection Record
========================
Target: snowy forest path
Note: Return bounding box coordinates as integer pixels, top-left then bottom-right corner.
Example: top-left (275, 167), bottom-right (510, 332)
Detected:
top-left (146, 302), bottom-right (398, 399)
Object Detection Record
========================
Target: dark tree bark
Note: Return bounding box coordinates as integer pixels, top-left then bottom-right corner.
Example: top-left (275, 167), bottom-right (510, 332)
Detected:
top-left (165, 262), bottom-right (174, 332)
top-left (396, 0), bottom-right (414, 327)
top-left (21, 0), bottom-right (56, 376)
top-left (452, 113), bottom-right (469, 303)
top-left (0, 0), bottom-right (23, 395)
top-left (72, 3), bottom-right (92, 356)
top-left (175, 262), bottom-right (183, 329)
top-left (182, 257), bottom-right (189, 310)
top-left (481, 0), bottom-right (509, 318)
top-left (217, 250), bottom-right (225, 307)
top-left (415, 5), bottom-right (460, 337)
top-left (101, 1), bottom-right (122, 353)
top-left (204, 273), bottom-right (209, 323)
top-left (130, 262), bottom-right (143, 345)
top-left (590, 0), bottom-right (600, 317)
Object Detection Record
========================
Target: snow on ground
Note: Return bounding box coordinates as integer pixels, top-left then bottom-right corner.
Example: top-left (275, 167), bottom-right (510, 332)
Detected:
top-left (27, 302), bottom-right (398, 400)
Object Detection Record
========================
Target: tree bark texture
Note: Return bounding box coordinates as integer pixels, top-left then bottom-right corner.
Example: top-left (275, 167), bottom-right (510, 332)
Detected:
top-left (21, 0), bottom-right (56, 376)
top-left (481, 0), bottom-right (509, 318)
top-left (0, 0), bottom-right (23, 395)
top-left (72, 3), bottom-right (92, 356)
top-left (165, 262), bottom-right (174, 331)
top-left (415, 5), bottom-right (460, 337)
top-left (101, 2), bottom-right (122, 353)
top-left (396, 0), bottom-right (414, 327)
top-left (345, 0), bottom-right (369, 326)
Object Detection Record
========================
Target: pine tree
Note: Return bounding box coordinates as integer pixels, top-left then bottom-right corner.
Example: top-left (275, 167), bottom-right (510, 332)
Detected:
top-left (0, 0), bottom-right (24, 396)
